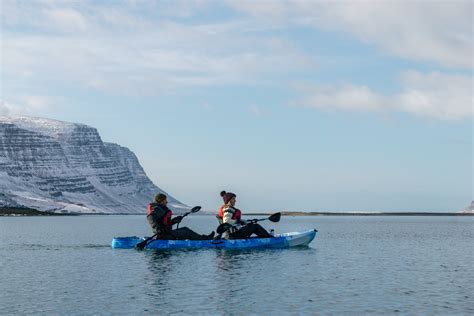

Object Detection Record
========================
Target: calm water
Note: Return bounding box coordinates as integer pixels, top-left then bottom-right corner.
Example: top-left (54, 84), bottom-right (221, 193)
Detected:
top-left (0, 215), bottom-right (472, 315)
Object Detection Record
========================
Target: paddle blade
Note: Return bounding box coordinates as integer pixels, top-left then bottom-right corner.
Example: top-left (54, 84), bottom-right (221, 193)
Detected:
top-left (135, 239), bottom-right (148, 250)
top-left (191, 206), bottom-right (201, 213)
top-left (135, 234), bottom-right (157, 250)
top-left (268, 212), bottom-right (281, 223)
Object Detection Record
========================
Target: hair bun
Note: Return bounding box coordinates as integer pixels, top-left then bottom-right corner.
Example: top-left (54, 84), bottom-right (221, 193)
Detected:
top-left (220, 190), bottom-right (226, 197)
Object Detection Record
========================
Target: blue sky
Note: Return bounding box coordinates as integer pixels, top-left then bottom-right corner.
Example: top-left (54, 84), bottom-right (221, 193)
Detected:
top-left (1, 0), bottom-right (472, 212)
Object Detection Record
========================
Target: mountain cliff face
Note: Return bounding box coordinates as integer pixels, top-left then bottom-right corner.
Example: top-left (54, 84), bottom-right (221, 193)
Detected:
top-left (0, 116), bottom-right (188, 214)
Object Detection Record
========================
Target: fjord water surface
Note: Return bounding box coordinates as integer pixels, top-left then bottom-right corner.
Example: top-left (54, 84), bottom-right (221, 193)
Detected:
top-left (0, 215), bottom-right (472, 315)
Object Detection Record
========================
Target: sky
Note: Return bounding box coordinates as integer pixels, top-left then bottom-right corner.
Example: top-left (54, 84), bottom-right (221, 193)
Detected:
top-left (0, 0), bottom-right (472, 212)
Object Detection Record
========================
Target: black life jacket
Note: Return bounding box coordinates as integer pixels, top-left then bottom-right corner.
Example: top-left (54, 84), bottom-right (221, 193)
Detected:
top-left (147, 203), bottom-right (172, 235)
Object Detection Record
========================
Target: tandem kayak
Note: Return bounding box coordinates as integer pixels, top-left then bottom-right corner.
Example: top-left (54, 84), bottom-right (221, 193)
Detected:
top-left (112, 229), bottom-right (317, 250)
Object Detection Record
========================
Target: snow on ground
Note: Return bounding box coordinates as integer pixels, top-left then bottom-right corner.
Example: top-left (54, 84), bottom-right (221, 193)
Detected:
top-left (460, 201), bottom-right (474, 213)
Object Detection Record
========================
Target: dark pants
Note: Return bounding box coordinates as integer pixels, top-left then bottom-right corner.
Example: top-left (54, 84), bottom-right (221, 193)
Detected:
top-left (230, 223), bottom-right (272, 239)
top-left (163, 227), bottom-right (210, 240)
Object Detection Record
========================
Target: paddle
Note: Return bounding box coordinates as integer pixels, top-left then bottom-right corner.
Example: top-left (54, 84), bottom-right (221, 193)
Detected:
top-left (216, 212), bottom-right (281, 235)
top-left (135, 206), bottom-right (201, 250)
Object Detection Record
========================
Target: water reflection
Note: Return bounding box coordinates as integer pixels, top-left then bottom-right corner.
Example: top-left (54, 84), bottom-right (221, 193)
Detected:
top-left (143, 251), bottom-right (175, 293)
top-left (141, 249), bottom-right (220, 313)
top-left (215, 250), bottom-right (246, 272)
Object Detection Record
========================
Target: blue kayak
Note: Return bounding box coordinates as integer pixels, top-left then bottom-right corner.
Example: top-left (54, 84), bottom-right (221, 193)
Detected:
top-left (112, 229), bottom-right (317, 250)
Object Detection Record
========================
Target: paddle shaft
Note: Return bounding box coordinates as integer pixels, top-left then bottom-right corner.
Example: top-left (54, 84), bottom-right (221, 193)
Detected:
top-left (176, 209), bottom-right (194, 229)
top-left (217, 212), bottom-right (281, 234)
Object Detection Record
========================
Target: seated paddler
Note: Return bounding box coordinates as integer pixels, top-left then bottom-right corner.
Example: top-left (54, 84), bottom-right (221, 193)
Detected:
top-left (219, 190), bottom-right (272, 239)
top-left (147, 193), bottom-right (214, 240)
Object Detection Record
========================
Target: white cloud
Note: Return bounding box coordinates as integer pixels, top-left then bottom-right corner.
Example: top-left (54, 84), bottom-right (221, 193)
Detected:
top-left (299, 84), bottom-right (383, 112)
top-left (0, 100), bottom-right (32, 116)
top-left (1, 0), bottom-right (471, 114)
top-left (22, 95), bottom-right (53, 110)
top-left (396, 71), bottom-right (473, 120)
top-left (1, 1), bottom-right (315, 96)
top-left (0, 101), bottom-right (12, 116)
top-left (228, 0), bottom-right (473, 69)
top-left (45, 8), bottom-right (89, 32)
top-left (322, 1), bottom-right (472, 69)
top-left (0, 96), bottom-right (55, 117)
top-left (296, 71), bottom-right (473, 121)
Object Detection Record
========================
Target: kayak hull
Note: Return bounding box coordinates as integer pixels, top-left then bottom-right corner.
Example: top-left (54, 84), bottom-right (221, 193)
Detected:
top-left (111, 229), bottom-right (317, 250)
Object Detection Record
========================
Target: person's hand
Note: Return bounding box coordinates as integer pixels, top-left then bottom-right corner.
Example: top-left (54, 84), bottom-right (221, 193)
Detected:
top-left (239, 220), bottom-right (247, 225)
top-left (173, 216), bottom-right (184, 224)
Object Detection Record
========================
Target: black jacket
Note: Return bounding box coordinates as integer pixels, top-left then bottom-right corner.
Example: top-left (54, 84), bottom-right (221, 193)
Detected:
top-left (147, 203), bottom-right (172, 236)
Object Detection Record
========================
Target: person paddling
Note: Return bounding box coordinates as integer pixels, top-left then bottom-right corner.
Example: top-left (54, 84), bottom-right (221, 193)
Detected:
top-left (218, 190), bottom-right (272, 239)
top-left (148, 193), bottom-right (214, 240)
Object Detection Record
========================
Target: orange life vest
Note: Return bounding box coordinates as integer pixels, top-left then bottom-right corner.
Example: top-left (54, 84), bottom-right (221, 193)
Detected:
top-left (218, 205), bottom-right (241, 220)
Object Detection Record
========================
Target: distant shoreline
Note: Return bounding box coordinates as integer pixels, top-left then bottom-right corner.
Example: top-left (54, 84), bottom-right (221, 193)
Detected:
top-left (1, 207), bottom-right (472, 217)
top-left (248, 212), bottom-right (473, 216)
top-left (0, 207), bottom-right (78, 216)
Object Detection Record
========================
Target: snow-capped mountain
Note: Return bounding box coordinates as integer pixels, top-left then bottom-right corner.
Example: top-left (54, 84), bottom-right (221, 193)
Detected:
top-left (459, 201), bottom-right (474, 214)
top-left (0, 116), bottom-right (188, 214)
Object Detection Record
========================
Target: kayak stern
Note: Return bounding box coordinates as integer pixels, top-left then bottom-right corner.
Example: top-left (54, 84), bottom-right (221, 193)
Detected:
top-left (111, 236), bottom-right (142, 249)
